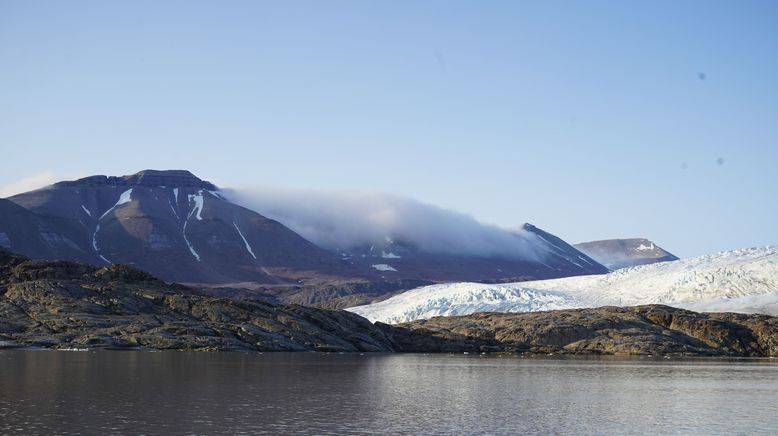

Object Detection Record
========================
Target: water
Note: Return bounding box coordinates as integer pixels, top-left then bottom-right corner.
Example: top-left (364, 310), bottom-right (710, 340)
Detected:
top-left (1, 351), bottom-right (777, 435)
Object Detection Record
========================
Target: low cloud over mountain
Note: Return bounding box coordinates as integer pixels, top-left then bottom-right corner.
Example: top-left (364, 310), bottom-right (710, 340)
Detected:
top-left (225, 187), bottom-right (543, 261)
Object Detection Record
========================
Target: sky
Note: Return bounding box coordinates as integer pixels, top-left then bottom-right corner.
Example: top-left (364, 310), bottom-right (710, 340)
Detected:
top-left (1, 1), bottom-right (776, 258)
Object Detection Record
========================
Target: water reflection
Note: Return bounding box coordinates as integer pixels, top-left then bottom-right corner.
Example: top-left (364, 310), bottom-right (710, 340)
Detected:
top-left (1, 352), bottom-right (777, 435)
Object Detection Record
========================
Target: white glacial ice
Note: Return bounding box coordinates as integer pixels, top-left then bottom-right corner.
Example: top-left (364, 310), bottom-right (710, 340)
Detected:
top-left (349, 246), bottom-right (778, 323)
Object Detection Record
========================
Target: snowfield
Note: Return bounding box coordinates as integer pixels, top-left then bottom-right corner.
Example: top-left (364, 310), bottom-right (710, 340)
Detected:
top-left (348, 246), bottom-right (778, 323)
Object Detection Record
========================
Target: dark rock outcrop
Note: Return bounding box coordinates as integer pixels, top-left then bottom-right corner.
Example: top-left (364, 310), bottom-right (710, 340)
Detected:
top-left (388, 306), bottom-right (778, 356)
top-left (2, 248), bottom-right (776, 356)
top-left (0, 248), bottom-right (395, 352)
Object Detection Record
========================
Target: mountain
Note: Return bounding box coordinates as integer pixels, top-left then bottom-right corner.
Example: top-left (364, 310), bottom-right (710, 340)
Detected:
top-left (348, 246), bottom-right (778, 323)
top-left (2, 246), bottom-right (777, 357)
top-left (520, 224), bottom-right (607, 274)
top-left (5, 170), bottom-right (348, 284)
top-left (573, 238), bottom-right (678, 270)
top-left (0, 198), bottom-right (93, 261)
top-left (335, 223), bottom-right (607, 283)
top-left (1, 170), bottom-right (608, 293)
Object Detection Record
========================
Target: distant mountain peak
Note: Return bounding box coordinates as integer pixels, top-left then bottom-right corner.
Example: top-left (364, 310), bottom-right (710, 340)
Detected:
top-left (55, 169), bottom-right (217, 190)
top-left (574, 238), bottom-right (678, 270)
top-left (521, 223), bottom-right (538, 231)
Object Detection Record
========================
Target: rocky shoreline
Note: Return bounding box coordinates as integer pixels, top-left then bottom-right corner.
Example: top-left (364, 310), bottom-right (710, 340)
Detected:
top-left (2, 248), bottom-right (777, 356)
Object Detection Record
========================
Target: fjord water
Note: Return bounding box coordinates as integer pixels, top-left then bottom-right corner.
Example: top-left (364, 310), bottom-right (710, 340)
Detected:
top-left (1, 352), bottom-right (777, 435)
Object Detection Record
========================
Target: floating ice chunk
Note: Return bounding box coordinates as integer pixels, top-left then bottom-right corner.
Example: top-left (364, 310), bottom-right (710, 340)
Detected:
top-left (381, 251), bottom-right (401, 259)
top-left (372, 264), bottom-right (397, 272)
top-left (81, 205), bottom-right (92, 217)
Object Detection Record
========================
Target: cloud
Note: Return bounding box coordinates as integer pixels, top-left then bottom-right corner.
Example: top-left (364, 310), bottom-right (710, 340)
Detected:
top-left (0, 172), bottom-right (76, 198)
top-left (224, 186), bottom-right (543, 260)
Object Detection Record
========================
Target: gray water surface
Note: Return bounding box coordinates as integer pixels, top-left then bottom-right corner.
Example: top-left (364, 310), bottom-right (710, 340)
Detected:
top-left (1, 351), bottom-right (777, 435)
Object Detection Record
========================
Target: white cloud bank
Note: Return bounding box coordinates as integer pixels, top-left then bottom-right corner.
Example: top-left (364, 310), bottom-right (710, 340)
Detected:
top-left (0, 172), bottom-right (74, 198)
top-left (224, 187), bottom-right (543, 260)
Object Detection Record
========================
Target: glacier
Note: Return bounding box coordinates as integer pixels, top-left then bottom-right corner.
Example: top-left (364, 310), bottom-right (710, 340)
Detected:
top-left (348, 246), bottom-right (778, 323)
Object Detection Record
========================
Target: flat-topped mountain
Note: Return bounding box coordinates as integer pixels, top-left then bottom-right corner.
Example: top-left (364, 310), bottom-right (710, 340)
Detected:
top-left (53, 170), bottom-right (218, 189)
top-left (574, 238), bottom-right (678, 270)
top-left (5, 170), bottom-right (345, 283)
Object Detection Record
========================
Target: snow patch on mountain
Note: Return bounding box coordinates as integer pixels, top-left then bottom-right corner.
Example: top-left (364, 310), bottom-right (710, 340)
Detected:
top-left (91, 189), bottom-right (133, 264)
top-left (99, 189), bottom-right (133, 220)
top-left (182, 219), bottom-right (200, 262)
top-left (182, 190), bottom-right (204, 262)
top-left (349, 246), bottom-right (778, 323)
top-left (188, 190), bottom-right (204, 221)
top-left (233, 222), bottom-right (257, 260)
top-left (636, 242), bottom-right (655, 251)
top-left (91, 223), bottom-right (109, 264)
top-left (169, 200), bottom-right (179, 219)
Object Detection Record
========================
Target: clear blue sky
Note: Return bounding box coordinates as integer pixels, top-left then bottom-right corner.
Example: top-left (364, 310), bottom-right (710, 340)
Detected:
top-left (1, 1), bottom-right (776, 257)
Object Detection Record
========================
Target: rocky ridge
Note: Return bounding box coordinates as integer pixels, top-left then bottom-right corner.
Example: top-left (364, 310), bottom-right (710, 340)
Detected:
top-left (0, 248), bottom-right (394, 352)
top-left (387, 306), bottom-right (778, 356)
